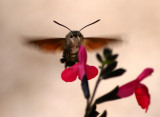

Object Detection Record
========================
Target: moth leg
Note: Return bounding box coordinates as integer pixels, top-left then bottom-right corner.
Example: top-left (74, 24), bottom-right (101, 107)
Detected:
top-left (60, 51), bottom-right (66, 63)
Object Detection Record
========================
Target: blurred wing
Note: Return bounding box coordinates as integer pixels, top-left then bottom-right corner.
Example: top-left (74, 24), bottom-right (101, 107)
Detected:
top-left (26, 38), bottom-right (64, 52)
top-left (84, 37), bottom-right (121, 51)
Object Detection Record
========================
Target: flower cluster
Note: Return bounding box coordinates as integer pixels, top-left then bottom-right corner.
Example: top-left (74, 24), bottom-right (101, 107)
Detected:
top-left (61, 46), bottom-right (154, 117)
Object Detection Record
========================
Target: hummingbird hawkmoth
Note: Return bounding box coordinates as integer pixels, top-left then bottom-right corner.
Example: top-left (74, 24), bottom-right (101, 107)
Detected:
top-left (26, 19), bottom-right (121, 68)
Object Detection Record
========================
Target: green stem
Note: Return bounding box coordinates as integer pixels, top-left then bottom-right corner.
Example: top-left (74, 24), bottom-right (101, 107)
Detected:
top-left (88, 64), bottom-right (105, 108)
top-left (88, 77), bottom-right (101, 107)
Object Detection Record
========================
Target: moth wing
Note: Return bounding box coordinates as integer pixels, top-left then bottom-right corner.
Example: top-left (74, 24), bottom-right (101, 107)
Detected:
top-left (26, 38), bottom-right (65, 52)
top-left (84, 37), bottom-right (122, 51)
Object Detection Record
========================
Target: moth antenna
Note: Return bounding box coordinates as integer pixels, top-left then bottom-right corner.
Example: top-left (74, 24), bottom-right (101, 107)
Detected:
top-left (79, 19), bottom-right (100, 32)
top-left (53, 20), bottom-right (73, 36)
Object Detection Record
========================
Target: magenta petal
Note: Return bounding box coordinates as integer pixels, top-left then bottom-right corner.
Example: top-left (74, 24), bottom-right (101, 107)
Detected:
top-left (117, 80), bottom-right (138, 98)
top-left (137, 68), bottom-right (154, 82)
top-left (135, 83), bottom-right (150, 112)
top-left (86, 65), bottom-right (98, 80)
top-left (77, 64), bottom-right (85, 80)
top-left (61, 64), bottom-right (79, 82)
top-left (78, 45), bottom-right (87, 65)
top-left (61, 45), bottom-right (98, 82)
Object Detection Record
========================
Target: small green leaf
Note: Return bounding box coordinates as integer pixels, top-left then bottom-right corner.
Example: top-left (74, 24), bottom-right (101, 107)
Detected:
top-left (81, 75), bottom-right (90, 99)
top-left (86, 104), bottom-right (99, 117)
top-left (96, 53), bottom-right (102, 63)
top-left (95, 86), bottom-right (120, 104)
top-left (100, 110), bottom-right (107, 117)
top-left (102, 68), bottom-right (126, 79)
top-left (107, 54), bottom-right (118, 61)
top-left (101, 62), bottom-right (117, 77)
top-left (103, 48), bottom-right (112, 58)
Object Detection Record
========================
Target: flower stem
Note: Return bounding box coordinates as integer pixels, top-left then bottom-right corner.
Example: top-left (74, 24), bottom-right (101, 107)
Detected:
top-left (89, 77), bottom-right (101, 107)
top-left (88, 64), bottom-right (104, 108)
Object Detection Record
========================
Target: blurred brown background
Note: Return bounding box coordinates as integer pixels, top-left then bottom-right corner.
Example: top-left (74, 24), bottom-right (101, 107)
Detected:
top-left (0, 0), bottom-right (160, 117)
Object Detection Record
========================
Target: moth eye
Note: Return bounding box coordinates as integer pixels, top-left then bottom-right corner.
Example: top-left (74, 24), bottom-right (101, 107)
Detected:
top-left (70, 35), bottom-right (73, 38)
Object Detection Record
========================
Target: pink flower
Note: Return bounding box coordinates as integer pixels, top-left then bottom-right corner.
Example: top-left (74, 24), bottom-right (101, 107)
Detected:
top-left (61, 46), bottom-right (98, 82)
top-left (117, 68), bottom-right (153, 112)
